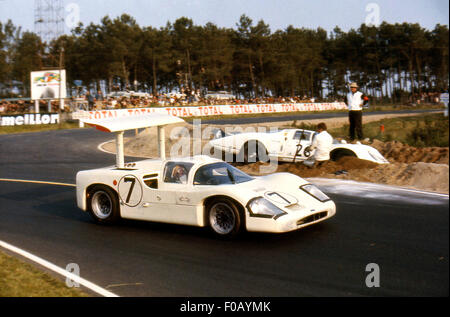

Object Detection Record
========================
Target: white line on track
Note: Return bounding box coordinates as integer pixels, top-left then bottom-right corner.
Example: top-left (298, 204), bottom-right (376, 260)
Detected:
top-left (0, 177), bottom-right (118, 297)
top-left (97, 139), bottom-right (150, 159)
top-left (0, 240), bottom-right (119, 297)
top-left (97, 139), bottom-right (116, 155)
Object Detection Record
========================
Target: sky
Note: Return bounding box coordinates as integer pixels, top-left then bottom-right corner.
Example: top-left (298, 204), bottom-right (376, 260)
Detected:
top-left (0, 0), bottom-right (448, 35)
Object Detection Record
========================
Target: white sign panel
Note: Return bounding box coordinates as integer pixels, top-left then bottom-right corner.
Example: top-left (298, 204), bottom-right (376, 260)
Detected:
top-left (30, 70), bottom-right (67, 100)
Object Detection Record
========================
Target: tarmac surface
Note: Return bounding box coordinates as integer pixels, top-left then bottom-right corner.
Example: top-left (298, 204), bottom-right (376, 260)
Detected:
top-left (0, 112), bottom-right (448, 297)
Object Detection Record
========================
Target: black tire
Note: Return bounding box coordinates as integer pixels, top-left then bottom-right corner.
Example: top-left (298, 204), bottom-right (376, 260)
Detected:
top-left (242, 141), bottom-right (269, 163)
top-left (87, 185), bottom-right (121, 224)
top-left (206, 198), bottom-right (243, 238)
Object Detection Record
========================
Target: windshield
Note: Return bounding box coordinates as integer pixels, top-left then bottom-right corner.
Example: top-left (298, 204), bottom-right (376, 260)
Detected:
top-left (293, 130), bottom-right (312, 141)
top-left (194, 162), bottom-right (254, 185)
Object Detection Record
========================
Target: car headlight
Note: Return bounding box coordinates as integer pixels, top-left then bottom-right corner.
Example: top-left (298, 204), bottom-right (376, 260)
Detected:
top-left (300, 184), bottom-right (330, 202)
top-left (247, 197), bottom-right (287, 219)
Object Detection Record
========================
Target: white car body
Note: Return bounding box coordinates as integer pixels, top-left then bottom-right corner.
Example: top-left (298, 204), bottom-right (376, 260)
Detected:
top-left (205, 91), bottom-right (236, 100)
top-left (106, 91), bottom-right (151, 99)
top-left (106, 91), bottom-right (131, 98)
top-left (76, 155), bottom-right (336, 233)
top-left (129, 91), bottom-right (151, 98)
top-left (208, 128), bottom-right (389, 164)
top-left (76, 114), bottom-right (336, 236)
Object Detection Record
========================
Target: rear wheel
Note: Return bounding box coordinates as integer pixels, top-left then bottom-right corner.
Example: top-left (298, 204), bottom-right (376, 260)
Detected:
top-left (87, 185), bottom-right (120, 224)
top-left (207, 198), bottom-right (243, 238)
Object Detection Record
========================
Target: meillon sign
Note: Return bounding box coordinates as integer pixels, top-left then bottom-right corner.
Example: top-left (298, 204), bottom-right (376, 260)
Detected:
top-left (0, 113), bottom-right (60, 126)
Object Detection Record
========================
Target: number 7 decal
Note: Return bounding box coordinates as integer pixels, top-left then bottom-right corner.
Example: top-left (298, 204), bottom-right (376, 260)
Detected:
top-left (118, 175), bottom-right (143, 207)
top-left (124, 177), bottom-right (136, 203)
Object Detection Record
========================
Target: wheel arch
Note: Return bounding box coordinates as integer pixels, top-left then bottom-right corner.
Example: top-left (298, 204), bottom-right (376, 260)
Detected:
top-left (330, 147), bottom-right (357, 161)
top-left (85, 183), bottom-right (121, 224)
top-left (242, 139), bottom-right (268, 150)
top-left (202, 195), bottom-right (246, 228)
top-left (85, 183), bottom-right (119, 208)
top-left (239, 139), bottom-right (269, 162)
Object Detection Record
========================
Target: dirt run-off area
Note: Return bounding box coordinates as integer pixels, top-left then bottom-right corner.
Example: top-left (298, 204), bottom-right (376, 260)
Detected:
top-left (102, 112), bottom-right (449, 194)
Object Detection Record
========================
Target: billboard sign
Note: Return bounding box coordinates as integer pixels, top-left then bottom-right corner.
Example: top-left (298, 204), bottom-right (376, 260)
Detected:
top-left (30, 70), bottom-right (66, 100)
top-left (0, 113), bottom-right (60, 126)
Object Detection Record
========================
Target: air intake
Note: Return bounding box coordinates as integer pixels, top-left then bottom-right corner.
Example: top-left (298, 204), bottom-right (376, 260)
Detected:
top-left (297, 212), bottom-right (328, 226)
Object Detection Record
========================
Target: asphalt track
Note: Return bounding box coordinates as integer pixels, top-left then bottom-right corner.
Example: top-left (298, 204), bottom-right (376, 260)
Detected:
top-left (0, 112), bottom-right (448, 297)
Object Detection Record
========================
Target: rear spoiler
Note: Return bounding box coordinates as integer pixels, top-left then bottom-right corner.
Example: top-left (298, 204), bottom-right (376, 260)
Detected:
top-left (81, 113), bottom-right (184, 168)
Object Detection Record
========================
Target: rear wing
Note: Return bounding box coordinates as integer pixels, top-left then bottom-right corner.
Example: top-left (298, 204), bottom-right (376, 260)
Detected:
top-left (81, 113), bottom-right (184, 168)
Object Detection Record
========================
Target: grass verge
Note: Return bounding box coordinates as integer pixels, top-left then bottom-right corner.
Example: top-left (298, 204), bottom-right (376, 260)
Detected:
top-left (0, 122), bottom-right (81, 135)
top-left (0, 250), bottom-right (89, 297)
top-left (328, 113), bottom-right (449, 147)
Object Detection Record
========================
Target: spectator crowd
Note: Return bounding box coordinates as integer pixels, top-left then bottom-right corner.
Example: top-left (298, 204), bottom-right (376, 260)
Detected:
top-left (0, 90), bottom-right (445, 115)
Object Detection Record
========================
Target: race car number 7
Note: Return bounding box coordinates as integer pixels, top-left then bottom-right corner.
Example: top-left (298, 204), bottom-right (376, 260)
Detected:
top-left (124, 177), bottom-right (136, 203)
top-left (118, 175), bottom-right (143, 207)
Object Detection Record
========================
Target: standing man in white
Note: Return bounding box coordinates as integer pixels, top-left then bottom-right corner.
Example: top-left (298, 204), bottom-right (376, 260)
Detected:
top-left (345, 82), bottom-right (369, 141)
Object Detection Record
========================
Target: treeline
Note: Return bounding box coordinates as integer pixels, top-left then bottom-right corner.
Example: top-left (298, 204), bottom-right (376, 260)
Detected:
top-left (0, 14), bottom-right (448, 101)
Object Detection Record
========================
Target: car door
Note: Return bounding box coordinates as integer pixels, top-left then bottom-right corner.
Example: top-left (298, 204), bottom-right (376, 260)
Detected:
top-left (138, 162), bottom-right (199, 226)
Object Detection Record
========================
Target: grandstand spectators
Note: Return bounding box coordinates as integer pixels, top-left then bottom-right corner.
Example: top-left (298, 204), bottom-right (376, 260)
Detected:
top-left (0, 91), bottom-right (445, 114)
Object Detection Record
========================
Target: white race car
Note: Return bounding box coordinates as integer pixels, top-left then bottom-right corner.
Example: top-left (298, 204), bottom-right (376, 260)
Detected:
top-left (106, 91), bottom-right (151, 99)
top-left (208, 128), bottom-right (389, 164)
top-left (76, 114), bottom-right (336, 237)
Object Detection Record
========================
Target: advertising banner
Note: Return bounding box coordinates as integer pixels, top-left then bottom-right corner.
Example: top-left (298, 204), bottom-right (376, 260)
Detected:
top-left (72, 102), bottom-right (347, 121)
top-left (30, 70), bottom-right (67, 100)
top-left (0, 113), bottom-right (60, 126)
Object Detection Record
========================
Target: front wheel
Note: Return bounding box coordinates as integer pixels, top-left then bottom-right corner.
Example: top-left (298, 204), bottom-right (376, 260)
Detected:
top-left (207, 198), bottom-right (243, 238)
top-left (87, 185), bottom-right (120, 224)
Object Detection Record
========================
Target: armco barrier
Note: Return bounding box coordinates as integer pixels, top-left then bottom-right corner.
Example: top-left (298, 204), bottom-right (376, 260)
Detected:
top-left (72, 102), bottom-right (347, 121)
